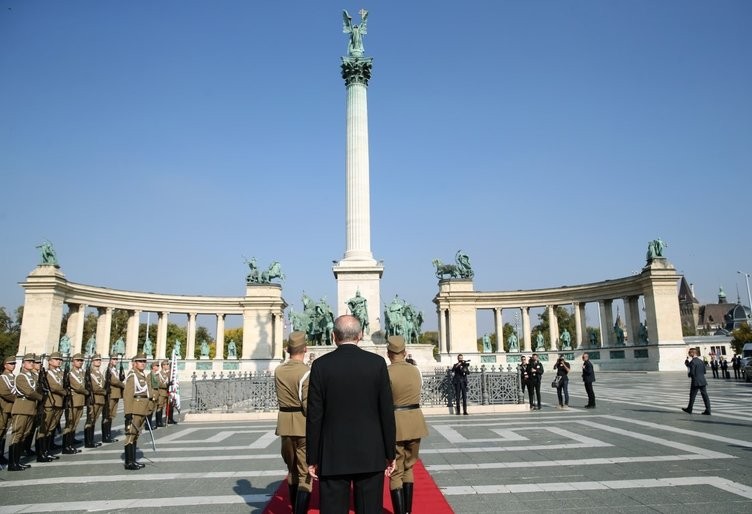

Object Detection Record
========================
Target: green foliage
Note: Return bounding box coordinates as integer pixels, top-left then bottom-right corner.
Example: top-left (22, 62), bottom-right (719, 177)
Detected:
top-left (0, 306), bottom-right (22, 362)
top-left (419, 331), bottom-right (439, 357)
top-left (224, 328), bottom-right (243, 358)
top-left (533, 306), bottom-right (576, 350)
top-left (730, 323), bottom-right (752, 354)
top-left (502, 323), bottom-right (515, 352)
top-left (195, 326), bottom-right (215, 359)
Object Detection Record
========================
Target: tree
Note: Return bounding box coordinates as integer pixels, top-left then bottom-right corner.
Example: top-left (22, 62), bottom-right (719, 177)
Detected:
top-left (533, 306), bottom-right (576, 350)
top-left (419, 331), bottom-right (439, 357)
top-left (502, 323), bottom-right (515, 352)
top-left (0, 306), bottom-right (22, 362)
top-left (224, 328), bottom-right (243, 358)
top-left (730, 323), bottom-right (752, 355)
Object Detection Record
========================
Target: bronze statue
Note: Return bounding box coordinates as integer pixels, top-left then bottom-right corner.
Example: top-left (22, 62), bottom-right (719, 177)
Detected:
top-left (342, 9), bottom-right (368, 58)
top-left (36, 240), bottom-right (58, 266)
top-left (347, 289), bottom-right (369, 335)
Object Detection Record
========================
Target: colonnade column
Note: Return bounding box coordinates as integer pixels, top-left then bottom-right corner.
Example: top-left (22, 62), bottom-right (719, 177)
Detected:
top-left (577, 303), bottom-right (588, 348)
top-left (156, 311), bottom-right (169, 359)
top-left (274, 313), bottom-right (284, 361)
top-left (216, 314), bottom-right (226, 359)
top-left (573, 303), bottom-right (583, 348)
top-left (96, 307), bottom-right (113, 356)
top-left (624, 296), bottom-right (641, 346)
top-left (599, 300), bottom-right (614, 346)
top-left (547, 305), bottom-right (559, 351)
top-left (125, 310), bottom-right (140, 358)
top-left (186, 313), bottom-right (197, 360)
top-left (494, 308), bottom-right (504, 353)
top-left (522, 307), bottom-right (531, 352)
top-left (438, 309), bottom-right (448, 354)
top-left (67, 303), bottom-right (86, 354)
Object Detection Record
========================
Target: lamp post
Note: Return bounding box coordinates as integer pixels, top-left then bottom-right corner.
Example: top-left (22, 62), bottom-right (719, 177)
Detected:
top-left (737, 271), bottom-right (752, 325)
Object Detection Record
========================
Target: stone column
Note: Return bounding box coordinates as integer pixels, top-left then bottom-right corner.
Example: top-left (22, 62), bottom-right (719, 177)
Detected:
top-left (494, 308), bottom-right (504, 353)
top-left (576, 303), bottom-right (587, 348)
top-left (216, 314), bottom-right (226, 358)
top-left (242, 284), bottom-right (286, 360)
top-left (274, 313), bottom-right (284, 361)
top-left (547, 305), bottom-right (559, 351)
top-left (125, 310), bottom-right (141, 358)
top-left (522, 307), bottom-right (531, 352)
top-left (156, 311), bottom-right (169, 359)
top-left (186, 313), bottom-right (197, 360)
top-left (72, 303), bottom-right (86, 354)
top-left (599, 300), bottom-right (614, 346)
top-left (625, 296), bottom-right (642, 346)
top-left (18, 265), bottom-right (67, 356)
top-left (96, 307), bottom-right (113, 356)
top-left (438, 309), bottom-right (448, 354)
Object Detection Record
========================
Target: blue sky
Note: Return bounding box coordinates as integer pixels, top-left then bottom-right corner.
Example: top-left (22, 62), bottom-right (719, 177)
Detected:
top-left (1, 1), bottom-right (751, 333)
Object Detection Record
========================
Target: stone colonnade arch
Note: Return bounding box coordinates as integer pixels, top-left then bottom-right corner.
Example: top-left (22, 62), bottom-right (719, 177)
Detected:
top-left (433, 258), bottom-right (686, 371)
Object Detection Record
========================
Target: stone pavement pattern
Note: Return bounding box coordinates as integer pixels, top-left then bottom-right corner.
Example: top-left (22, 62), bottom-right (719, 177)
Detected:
top-left (0, 372), bottom-right (750, 513)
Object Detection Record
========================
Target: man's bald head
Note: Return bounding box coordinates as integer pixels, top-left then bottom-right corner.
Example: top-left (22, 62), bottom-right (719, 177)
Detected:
top-left (333, 315), bottom-right (362, 345)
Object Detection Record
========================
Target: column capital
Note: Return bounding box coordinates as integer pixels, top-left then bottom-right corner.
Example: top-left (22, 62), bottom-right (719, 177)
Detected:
top-left (341, 56), bottom-right (373, 86)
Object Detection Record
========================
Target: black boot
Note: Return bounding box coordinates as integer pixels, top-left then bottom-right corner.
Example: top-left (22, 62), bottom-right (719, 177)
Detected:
top-left (23, 431), bottom-right (35, 457)
top-left (288, 484), bottom-right (298, 509)
top-left (124, 444), bottom-right (140, 470)
top-left (84, 426), bottom-right (102, 448)
top-left (403, 482), bottom-right (414, 514)
top-left (36, 438), bottom-right (53, 462)
top-left (62, 432), bottom-right (79, 454)
top-left (16, 442), bottom-right (31, 469)
top-left (0, 437), bottom-right (7, 466)
top-left (133, 444), bottom-right (145, 469)
top-left (147, 413), bottom-right (154, 430)
top-left (167, 409), bottom-right (178, 425)
top-left (390, 488), bottom-right (406, 514)
top-left (44, 435), bottom-right (59, 460)
top-left (293, 490), bottom-right (311, 514)
top-left (156, 411), bottom-right (165, 428)
top-left (102, 420), bottom-right (117, 443)
top-left (7, 443), bottom-right (24, 471)
top-left (48, 433), bottom-right (61, 451)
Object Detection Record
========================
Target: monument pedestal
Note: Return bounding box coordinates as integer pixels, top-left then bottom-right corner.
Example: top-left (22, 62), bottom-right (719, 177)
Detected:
top-left (241, 283), bottom-right (286, 361)
top-left (333, 260), bottom-right (384, 338)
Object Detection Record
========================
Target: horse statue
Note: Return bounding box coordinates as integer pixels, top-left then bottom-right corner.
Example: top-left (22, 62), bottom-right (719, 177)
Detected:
top-left (403, 306), bottom-right (423, 344)
top-left (260, 261), bottom-right (285, 283)
top-left (432, 259), bottom-right (459, 279)
top-left (384, 296), bottom-right (407, 337)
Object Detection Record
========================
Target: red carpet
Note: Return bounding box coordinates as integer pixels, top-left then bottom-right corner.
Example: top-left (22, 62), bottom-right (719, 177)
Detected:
top-left (263, 460), bottom-right (454, 513)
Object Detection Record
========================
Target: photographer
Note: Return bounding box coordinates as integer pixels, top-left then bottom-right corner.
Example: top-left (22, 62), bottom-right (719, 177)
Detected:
top-left (553, 355), bottom-right (570, 409)
top-left (519, 356), bottom-right (529, 396)
top-left (451, 354), bottom-right (470, 415)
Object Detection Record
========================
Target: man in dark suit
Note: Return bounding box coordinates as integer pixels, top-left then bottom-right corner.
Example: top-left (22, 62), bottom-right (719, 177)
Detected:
top-left (682, 348), bottom-right (711, 415)
top-left (306, 315), bottom-right (396, 514)
top-left (582, 353), bottom-right (596, 408)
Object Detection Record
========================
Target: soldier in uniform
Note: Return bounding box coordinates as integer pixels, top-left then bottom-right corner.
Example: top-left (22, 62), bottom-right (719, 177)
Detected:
top-left (123, 353), bottom-right (151, 470)
top-left (157, 360), bottom-right (170, 427)
top-left (84, 354), bottom-right (105, 448)
top-left (386, 336), bottom-right (428, 514)
top-left (21, 355), bottom-right (43, 458)
top-left (146, 361), bottom-right (160, 429)
top-left (274, 331), bottom-right (311, 514)
top-left (62, 353), bottom-right (88, 454)
top-left (0, 356), bottom-right (17, 466)
top-left (37, 352), bottom-right (65, 462)
top-left (102, 355), bottom-right (124, 443)
top-left (8, 354), bottom-right (43, 471)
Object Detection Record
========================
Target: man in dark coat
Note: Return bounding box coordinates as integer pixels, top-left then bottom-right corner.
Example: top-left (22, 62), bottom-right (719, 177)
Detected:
top-left (306, 315), bottom-right (396, 514)
top-left (682, 348), bottom-right (711, 415)
top-left (582, 353), bottom-right (596, 408)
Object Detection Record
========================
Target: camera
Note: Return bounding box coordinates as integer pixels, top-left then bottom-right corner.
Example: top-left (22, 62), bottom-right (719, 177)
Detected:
top-left (461, 359), bottom-right (471, 367)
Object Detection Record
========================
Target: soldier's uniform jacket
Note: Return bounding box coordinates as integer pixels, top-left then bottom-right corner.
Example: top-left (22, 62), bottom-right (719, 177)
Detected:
top-left (0, 370), bottom-right (16, 413)
top-left (108, 365), bottom-right (124, 399)
top-left (274, 360), bottom-right (310, 437)
top-left (44, 367), bottom-right (66, 408)
top-left (88, 368), bottom-right (106, 406)
top-left (158, 369), bottom-right (169, 399)
top-left (124, 369), bottom-right (152, 416)
top-left (147, 370), bottom-right (160, 410)
top-left (11, 369), bottom-right (43, 415)
top-left (388, 361), bottom-right (428, 442)
top-left (68, 367), bottom-right (89, 407)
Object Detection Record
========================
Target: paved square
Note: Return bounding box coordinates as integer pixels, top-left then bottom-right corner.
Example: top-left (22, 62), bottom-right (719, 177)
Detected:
top-left (1, 372), bottom-right (750, 513)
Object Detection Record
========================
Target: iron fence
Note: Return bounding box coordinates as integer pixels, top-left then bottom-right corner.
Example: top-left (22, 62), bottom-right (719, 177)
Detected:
top-left (190, 365), bottom-right (523, 413)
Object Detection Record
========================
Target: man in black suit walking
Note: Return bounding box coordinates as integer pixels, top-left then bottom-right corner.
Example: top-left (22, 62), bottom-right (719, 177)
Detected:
top-left (306, 315), bottom-right (396, 514)
top-left (582, 353), bottom-right (596, 408)
top-left (682, 348), bottom-right (711, 415)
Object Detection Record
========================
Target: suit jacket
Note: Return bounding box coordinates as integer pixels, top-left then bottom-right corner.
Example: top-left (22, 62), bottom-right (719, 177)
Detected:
top-left (582, 360), bottom-right (595, 384)
top-left (306, 343), bottom-right (396, 476)
top-left (275, 359), bottom-right (310, 437)
top-left (687, 357), bottom-right (707, 387)
top-left (388, 361), bottom-right (428, 442)
top-left (527, 360), bottom-right (544, 384)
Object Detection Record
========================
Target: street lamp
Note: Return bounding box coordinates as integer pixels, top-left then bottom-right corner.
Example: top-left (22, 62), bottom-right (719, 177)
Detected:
top-left (737, 271), bottom-right (752, 325)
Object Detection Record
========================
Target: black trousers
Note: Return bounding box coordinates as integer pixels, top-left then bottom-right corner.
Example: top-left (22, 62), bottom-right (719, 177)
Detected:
top-left (453, 380), bottom-right (467, 413)
top-left (711, 367), bottom-right (719, 378)
top-left (687, 385), bottom-right (710, 413)
top-left (528, 380), bottom-right (541, 408)
top-left (584, 382), bottom-right (596, 407)
top-left (320, 470), bottom-right (384, 514)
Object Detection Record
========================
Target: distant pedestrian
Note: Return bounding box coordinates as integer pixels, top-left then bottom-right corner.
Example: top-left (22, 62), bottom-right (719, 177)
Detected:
top-left (710, 358), bottom-right (719, 379)
top-left (451, 354), bottom-right (470, 415)
top-left (519, 356), bottom-right (528, 397)
top-left (732, 355), bottom-right (741, 379)
top-left (720, 358), bottom-right (729, 379)
top-left (682, 348), bottom-right (711, 415)
top-left (582, 353), bottom-right (596, 408)
top-left (526, 354), bottom-right (543, 410)
top-left (553, 355), bottom-right (570, 409)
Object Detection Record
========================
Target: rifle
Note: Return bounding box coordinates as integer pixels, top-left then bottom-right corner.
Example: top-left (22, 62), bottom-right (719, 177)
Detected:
top-left (36, 354), bottom-right (50, 427)
top-left (62, 355), bottom-right (71, 411)
top-left (84, 355), bottom-right (94, 407)
top-left (102, 358), bottom-right (111, 421)
top-left (118, 353), bottom-right (125, 381)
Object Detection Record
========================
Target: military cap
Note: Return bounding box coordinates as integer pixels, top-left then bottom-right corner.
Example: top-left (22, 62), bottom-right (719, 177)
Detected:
top-left (161, 359), bottom-right (170, 366)
top-left (132, 353), bottom-right (147, 362)
top-left (287, 331), bottom-right (307, 352)
top-left (72, 353), bottom-right (85, 360)
top-left (91, 353), bottom-right (102, 360)
top-left (3, 356), bottom-right (17, 365)
top-left (23, 353), bottom-right (36, 362)
top-left (387, 335), bottom-right (406, 354)
top-left (48, 352), bottom-right (63, 360)
top-left (33, 354), bottom-right (42, 363)
top-left (151, 361), bottom-right (160, 367)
